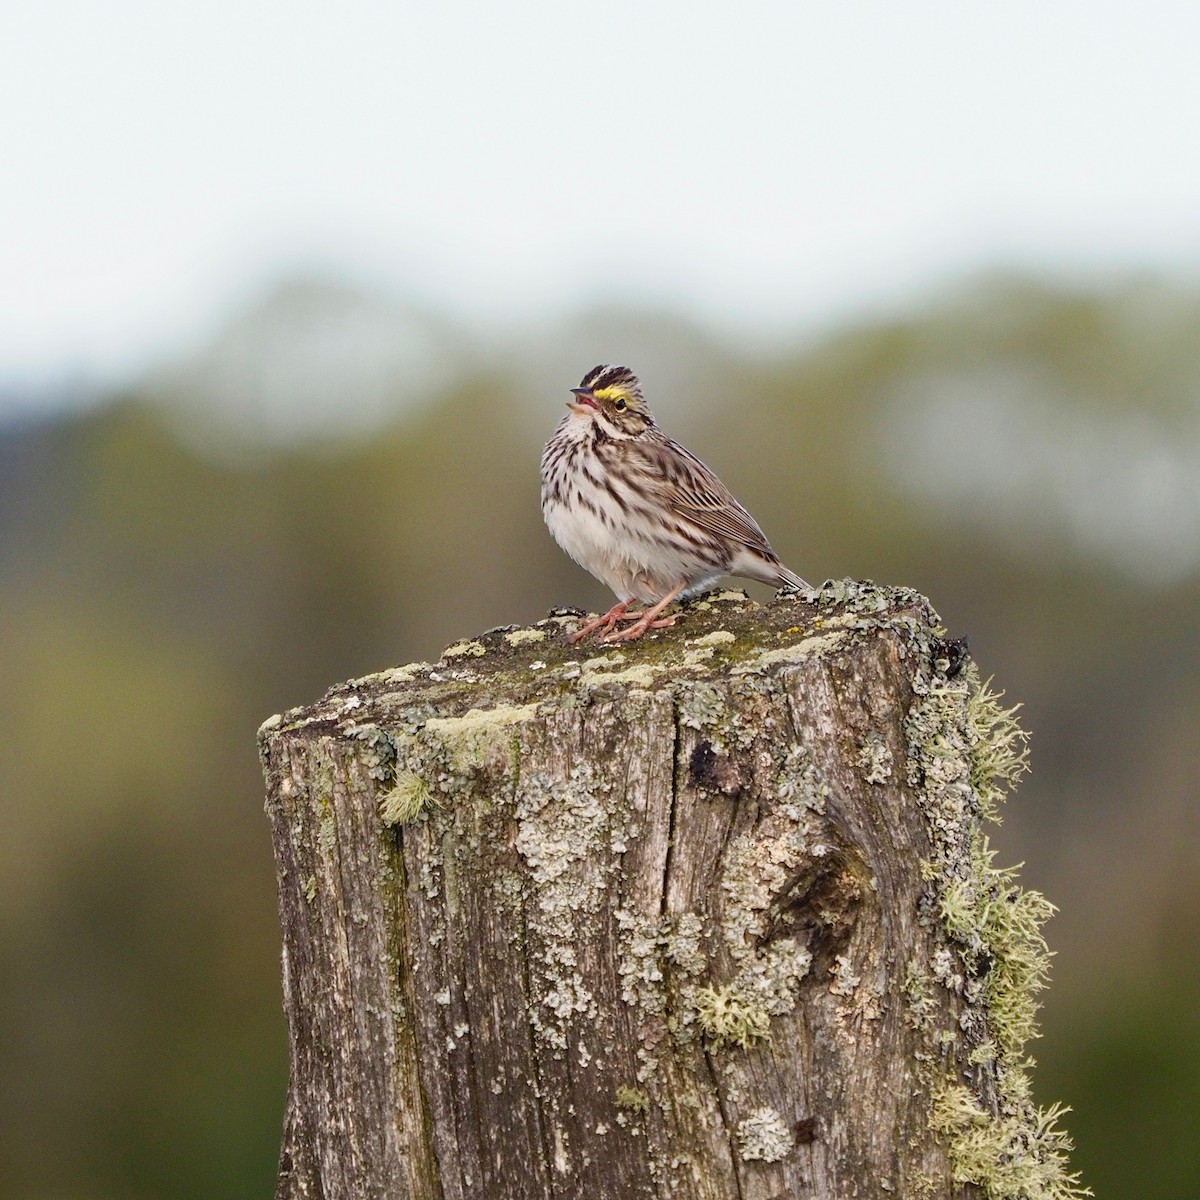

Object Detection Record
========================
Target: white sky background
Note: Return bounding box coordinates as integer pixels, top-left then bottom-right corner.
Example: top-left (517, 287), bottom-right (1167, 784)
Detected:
top-left (2, 1), bottom-right (1200, 396)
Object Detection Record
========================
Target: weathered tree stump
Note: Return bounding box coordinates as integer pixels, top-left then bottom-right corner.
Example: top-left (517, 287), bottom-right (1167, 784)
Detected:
top-left (259, 582), bottom-right (1085, 1200)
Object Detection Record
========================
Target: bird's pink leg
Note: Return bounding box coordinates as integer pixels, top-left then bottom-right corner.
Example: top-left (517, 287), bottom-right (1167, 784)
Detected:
top-left (602, 582), bottom-right (686, 644)
top-left (568, 599), bottom-right (635, 644)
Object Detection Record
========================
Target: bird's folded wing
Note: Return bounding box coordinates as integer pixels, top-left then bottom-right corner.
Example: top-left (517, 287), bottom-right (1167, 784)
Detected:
top-left (676, 493), bottom-right (773, 552)
top-left (636, 438), bottom-right (774, 553)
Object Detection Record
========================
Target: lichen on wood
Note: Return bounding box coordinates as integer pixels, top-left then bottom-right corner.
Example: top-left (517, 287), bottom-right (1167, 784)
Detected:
top-left (260, 580), bottom-right (1086, 1199)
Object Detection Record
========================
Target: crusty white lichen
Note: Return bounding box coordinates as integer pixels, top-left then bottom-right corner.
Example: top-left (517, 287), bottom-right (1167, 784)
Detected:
top-left (736, 1107), bottom-right (793, 1162)
top-left (515, 760), bottom-right (616, 1049)
top-left (684, 766), bottom-right (820, 1050)
top-left (615, 908), bottom-right (710, 1068)
top-left (857, 729), bottom-right (894, 784)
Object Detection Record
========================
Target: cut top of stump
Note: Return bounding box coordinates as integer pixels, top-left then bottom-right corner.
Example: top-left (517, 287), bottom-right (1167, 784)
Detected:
top-left (258, 580), bottom-right (945, 742)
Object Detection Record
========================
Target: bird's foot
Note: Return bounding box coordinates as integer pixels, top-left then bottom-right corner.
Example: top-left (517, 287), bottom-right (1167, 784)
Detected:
top-left (567, 600), bottom-right (634, 644)
top-left (597, 582), bottom-right (687, 644)
top-left (601, 613), bottom-right (677, 644)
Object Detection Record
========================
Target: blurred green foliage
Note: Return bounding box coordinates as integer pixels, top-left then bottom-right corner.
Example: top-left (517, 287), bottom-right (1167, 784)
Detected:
top-left (2, 275), bottom-right (1197, 1198)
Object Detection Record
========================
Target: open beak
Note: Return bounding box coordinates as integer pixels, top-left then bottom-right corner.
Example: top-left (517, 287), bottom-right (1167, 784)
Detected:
top-left (567, 386), bottom-right (599, 415)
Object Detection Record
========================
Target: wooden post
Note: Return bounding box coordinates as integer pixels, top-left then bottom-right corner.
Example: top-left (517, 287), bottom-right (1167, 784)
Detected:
top-left (259, 583), bottom-right (1086, 1200)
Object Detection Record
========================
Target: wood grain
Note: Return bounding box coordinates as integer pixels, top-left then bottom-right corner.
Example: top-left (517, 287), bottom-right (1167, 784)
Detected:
top-left (260, 584), bottom-right (1050, 1199)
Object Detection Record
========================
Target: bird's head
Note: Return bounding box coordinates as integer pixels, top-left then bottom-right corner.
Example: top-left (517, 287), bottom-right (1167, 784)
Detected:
top-left (568, 365), bottom-right (654, 436)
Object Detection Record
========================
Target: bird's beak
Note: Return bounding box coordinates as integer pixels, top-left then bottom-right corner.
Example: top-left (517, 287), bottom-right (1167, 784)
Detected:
top-left (567, 387), bottom-right (599, 415)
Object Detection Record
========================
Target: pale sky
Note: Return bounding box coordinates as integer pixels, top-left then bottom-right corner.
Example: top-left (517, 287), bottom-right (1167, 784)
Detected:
top-left (2, 0), bottom-right (1200, 398)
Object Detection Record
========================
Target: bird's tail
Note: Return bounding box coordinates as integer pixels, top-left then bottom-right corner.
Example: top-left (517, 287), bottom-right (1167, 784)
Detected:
top-left (776, 565), bottom-right (811, 592)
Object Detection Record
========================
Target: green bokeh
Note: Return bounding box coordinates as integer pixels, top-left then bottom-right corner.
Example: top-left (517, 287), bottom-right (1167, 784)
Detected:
top-left (3, 275), bottom-right (1197, 1197)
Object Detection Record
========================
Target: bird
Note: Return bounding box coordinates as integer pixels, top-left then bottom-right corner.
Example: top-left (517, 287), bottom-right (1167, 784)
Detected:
top-left (541, 365), bottom-right (810, 644)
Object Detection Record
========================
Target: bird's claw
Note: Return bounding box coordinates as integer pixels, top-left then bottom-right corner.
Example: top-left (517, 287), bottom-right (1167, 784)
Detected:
top-left (600, 614), bottom-right (676, 644)
top-left (567, 601), bottom-right (634, 643)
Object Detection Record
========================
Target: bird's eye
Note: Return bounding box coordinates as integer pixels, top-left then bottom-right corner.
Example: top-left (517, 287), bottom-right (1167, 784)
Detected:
top-left (614, 397), bottom-right (627, 411)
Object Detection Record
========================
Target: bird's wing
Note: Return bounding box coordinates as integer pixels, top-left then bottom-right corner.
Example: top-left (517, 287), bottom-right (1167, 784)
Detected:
top-left (633, 434), bottom-right (778, 556)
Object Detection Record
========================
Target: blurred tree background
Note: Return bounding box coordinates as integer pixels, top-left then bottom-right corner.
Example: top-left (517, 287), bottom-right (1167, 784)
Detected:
top-left (2, 270), bottom-right (1199, 1199)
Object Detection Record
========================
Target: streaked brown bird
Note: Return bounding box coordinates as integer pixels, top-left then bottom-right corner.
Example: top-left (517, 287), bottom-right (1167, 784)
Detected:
top-left (541, 365), bottom-right (810, 643)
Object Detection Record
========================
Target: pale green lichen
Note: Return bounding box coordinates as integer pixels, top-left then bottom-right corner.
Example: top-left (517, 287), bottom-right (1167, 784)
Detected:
top-left (615, 910), bottom-right (706, 1016)
top-left (730, 630), bottom-right (848, 674)
top-left (966, 674), bottom-right (1031, 823)
top-left (575, 650), bottom-right (666, 689)
top-left (580, 649), bottom-right (628, 669)
top-left (614, 909), bottom-right (709, 1067)
top-left (615, 1085), bottom-right (650, 1113)
top-left (681, 645), bottom-right (719, 667)
top-left (941, 840), bottom-right (1056, 1061)
top-left (663, 912), bottom-right (707, 976)
top-left (968, 1039), bottom-right (999, 1066)
top-left (504, 628), bottom-right (546, 646)
top-left (582, 663), bottom-right (663, 688)
top-left (692, 984), bottom-right (772, 1049)
top-left (349, 724), bottom-right (398, 783)
top-left (932, 1085), bottom-right (1090, 1200)
top-left (389, 661), bottom-right (430, 682)
top-left (442, 639), bottom-right (486, 658)
top-left (720, 818), bottom-right (812, 959)
top-left (424, 703), bottom-right (539, 776)
top-left (379, 772), bottom-right (437, 825)
top-left (818, 609), bottom-right (884, 630)
top-left (904, 959), bottom-right (936, 1028)
top-left (576, 642), bottom-right (739, 688)
top-left (316, 800), bottom-right (337, 855)
top-left (736, 1107), bottom-right (793, 1162)
top-left (689, 630), bottom-right (736, 647)
top-left (904, 652), bottom-right (1085, 1199)
top-left (615, 910), bottom-right (668, 1016)
top-left (350, 661), bottom-right (430, 688)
